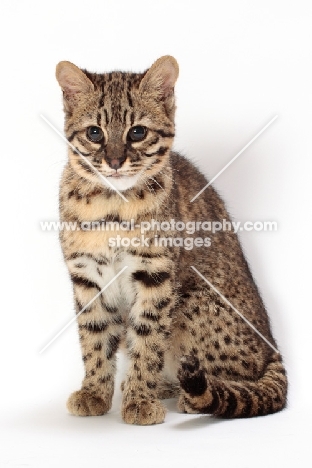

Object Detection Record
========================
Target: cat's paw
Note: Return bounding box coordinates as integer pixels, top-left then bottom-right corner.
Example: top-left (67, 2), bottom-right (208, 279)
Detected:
top-left (122, 399), bottom-right (166, 425)
top-left (67, 390), bottom-right (110, 416)
top-left (177, 355), bottom-right (208, 396)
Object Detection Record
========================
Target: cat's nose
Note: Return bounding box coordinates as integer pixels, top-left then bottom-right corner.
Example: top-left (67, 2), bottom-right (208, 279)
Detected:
top-left (107, 156), bottom-right (126, 170)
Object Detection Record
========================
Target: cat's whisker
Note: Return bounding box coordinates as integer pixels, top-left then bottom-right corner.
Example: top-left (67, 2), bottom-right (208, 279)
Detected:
top-left (148, 176), bottom-right (164, 191)
top-left (143, 180), bottom-right (155, 196)
top-left (157, 168), bottom-right (174, 183)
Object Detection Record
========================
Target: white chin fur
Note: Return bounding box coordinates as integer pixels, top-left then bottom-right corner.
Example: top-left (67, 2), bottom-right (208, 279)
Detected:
top-left (103, 173), bottom-right (141, 192)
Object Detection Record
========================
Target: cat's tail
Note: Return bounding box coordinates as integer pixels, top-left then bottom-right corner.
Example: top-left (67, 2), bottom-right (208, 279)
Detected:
top-left (177, 353), bottom-right (287, 418)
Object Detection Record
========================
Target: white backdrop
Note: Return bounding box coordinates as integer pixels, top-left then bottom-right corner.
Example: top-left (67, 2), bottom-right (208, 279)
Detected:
top-left (1, 1), bottom-right (311, 466)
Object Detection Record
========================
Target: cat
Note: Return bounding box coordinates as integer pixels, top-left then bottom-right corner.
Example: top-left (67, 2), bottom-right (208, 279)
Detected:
top-left (55, 55), bottom-right (287, 425)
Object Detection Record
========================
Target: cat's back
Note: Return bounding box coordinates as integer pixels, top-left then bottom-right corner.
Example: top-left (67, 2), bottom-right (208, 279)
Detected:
top-left (170, 151), bottom-right (228, 221)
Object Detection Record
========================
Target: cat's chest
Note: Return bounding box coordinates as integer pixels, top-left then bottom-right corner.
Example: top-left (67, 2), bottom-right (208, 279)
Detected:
top-left (67, 249), bottom-right (140, 313)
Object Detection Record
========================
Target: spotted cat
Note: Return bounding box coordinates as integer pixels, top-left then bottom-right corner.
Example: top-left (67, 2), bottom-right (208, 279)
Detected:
top-left (56, 55), bottom-right (287, 424)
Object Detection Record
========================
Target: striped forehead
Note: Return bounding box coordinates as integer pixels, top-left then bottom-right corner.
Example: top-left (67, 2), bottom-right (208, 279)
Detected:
top-left (84, 70), bottom-right (143, 122)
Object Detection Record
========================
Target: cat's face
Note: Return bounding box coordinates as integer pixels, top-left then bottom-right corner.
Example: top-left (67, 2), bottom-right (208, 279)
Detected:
top-left (56, 56), bottom-right (179, 192)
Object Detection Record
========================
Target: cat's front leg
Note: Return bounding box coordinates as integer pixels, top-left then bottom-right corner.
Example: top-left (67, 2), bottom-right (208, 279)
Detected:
top-left (122, 268), bottom-right (174, 425)
top-left (67, 282), bottom-right (122, 417)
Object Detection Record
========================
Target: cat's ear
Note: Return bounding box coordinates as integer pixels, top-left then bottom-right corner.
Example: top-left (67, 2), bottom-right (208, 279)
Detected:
top-left (56, 61), bottom-right (94, 110)
top-left (139, 56), bottom-right (179, 101)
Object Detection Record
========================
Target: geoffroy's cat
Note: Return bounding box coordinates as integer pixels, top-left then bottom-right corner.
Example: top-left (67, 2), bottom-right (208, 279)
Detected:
top-left (56, 55), bottom-right (287, 425)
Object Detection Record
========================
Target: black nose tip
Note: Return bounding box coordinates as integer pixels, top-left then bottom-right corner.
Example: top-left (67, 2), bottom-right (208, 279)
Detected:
top-left (108, 156), bottom-right (126, 170)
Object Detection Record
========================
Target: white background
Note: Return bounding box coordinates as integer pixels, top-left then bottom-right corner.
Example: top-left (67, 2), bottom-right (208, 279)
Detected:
top-left (1, 0), bottom-right (311, 466)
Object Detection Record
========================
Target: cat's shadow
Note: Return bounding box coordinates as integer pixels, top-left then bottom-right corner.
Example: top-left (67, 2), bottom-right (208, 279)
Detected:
top-left (5, 397), bottom-right (226, 434)
top-left (171, 416), bottom-right (223, 430)
top-left (164, 398), bottom-right (226, 430)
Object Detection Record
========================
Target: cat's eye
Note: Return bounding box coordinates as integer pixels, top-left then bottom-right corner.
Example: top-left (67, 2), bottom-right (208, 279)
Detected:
top-left (87, 126), bottom-right (104, 143)
top-left (127, 126), bottom-right (147, 142)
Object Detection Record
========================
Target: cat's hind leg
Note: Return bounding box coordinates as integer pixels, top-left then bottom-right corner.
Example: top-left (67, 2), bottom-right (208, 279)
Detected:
top-left (177, 353), bottom-right (287, 418)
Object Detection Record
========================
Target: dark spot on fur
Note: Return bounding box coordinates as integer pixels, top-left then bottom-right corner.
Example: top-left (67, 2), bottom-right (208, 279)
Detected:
top-left (106, 335), bottom-right (120, 359)
top-left (155, 298), bottom-right (171, 310)
top-left (224, 335), bottom-right (232, 345)
top-left (146, 381), bottom-right (157, 389)
top-left (80, 321), bottom-right (108, 333)
top-left (141, 311), bottom-right (160, 322)
top-left (98, 375), bottom-right (112, 384)
top-left (132, 270), bottom-right (170, 287)
top-left (212, 366), bottom-right (222, 377)
top-left (82, 353), bottom-right (92, 362)
top-left (131, 322), bottom-right (152, 336)
top-left (206, 353), bottom-right (215, 362)
top-left (94, 342), bottom-right (103, 351)
top-left (241, 360), bottom-right (250, 369)
top-left (71, 274), bottom-right (101, 291)
top-left (230, 355), bottom-right (238, 361)
top-left (96, 358), bottom-right (103, 368)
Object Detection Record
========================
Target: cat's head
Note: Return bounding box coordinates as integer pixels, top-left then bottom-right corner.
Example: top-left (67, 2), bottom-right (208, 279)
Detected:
top-left (56, 56), bottom-right (179, 192)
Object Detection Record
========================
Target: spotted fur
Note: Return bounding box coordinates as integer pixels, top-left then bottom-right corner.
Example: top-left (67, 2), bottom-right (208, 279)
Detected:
top-left (56, 56), bottom-right (287, 425)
